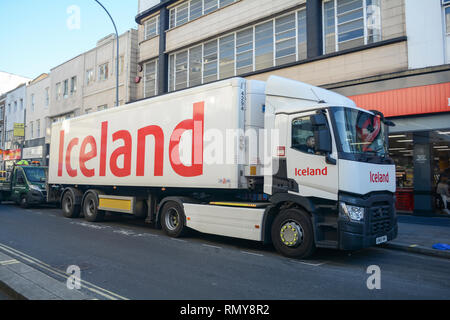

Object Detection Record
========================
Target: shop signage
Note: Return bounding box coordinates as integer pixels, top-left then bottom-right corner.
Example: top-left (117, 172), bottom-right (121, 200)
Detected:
top-left (3, 149), bottom-right (21, 161)
top-left (13, 123), bottom-right (25, 137)
top-left (22, 146), bottom-right (43, 160)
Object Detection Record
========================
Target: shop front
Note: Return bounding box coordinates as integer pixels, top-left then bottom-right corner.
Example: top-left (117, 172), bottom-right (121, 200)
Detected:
top-left (350, 82), bottom-right (450, 215)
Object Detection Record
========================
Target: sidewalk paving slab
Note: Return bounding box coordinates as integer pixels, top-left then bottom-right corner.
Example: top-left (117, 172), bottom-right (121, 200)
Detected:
top-left (0, 251), bottom-right (93, 300)
top-left (384, 214), bottom-right (450, 259)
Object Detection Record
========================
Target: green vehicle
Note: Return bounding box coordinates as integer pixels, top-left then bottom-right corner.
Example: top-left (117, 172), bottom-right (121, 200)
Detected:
top-left (0, 165), bottom-right (48, 208)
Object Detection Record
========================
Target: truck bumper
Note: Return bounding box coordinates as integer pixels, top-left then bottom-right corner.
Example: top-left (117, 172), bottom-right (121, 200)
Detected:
top-left (27, 191), bottom-right (46, 205)
top-left (337, 192), bottom-right (398, 251)
top-left (339, 221), bottom-right (398, 250)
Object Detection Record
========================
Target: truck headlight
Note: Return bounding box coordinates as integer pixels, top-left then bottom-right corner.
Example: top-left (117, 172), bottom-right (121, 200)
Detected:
top-left (30, 185), bottom-right (41, 192)
top-left (340, 202), bottom-right (364, 221)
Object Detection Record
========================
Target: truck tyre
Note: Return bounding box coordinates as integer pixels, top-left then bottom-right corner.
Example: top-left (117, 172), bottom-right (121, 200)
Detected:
top-left (83, 192), bottom-right (105, 222)
top-left (161, 201), bottom-right (187, 238)
top-left (271, 208), bottom-right (316, 259)
top-left (62, 191), bottom-right (81, 218)
top-left (20, 195), bottom-right (29, 209)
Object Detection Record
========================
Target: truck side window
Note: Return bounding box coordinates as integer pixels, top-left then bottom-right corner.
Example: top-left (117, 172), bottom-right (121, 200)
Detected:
top-left (16, 171), bottom-right (25, 185)
top-left (292, 116), bottom-right (324, 156)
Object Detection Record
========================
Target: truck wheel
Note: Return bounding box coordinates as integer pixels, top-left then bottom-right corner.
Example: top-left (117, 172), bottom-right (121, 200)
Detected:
top-left (83, 192), bottom-right (105, 222)
top-left (62, 191), bottom-right (80, 218)
top-left (20, 195), bottom-right (29, 209)
top-left (271, 208), bottom-right (316, 259)
top-left (161, 201), bottom-right (187, 238)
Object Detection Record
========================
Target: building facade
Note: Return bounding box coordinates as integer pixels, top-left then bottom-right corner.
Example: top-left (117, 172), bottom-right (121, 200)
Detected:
top-left (49, 29), bottom-right (139, 122)
top-left (135, 0), bottom-right (450, 215)
top-left (25, 73), bottom-right (51, 165)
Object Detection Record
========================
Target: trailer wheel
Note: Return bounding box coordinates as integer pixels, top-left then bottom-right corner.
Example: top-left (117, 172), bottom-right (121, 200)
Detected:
top-left (271, 208), bottom-right (316, 259)
top-left (62, 191), bottom-right (80, 218)
top-left (83, 192), bottom-right (105, 222)
top-left (161, 201), bottom-right (187, 238)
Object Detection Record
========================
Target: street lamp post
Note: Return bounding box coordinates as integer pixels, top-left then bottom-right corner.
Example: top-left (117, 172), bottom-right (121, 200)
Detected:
top-left (94, 0), bottom-right (119, 107)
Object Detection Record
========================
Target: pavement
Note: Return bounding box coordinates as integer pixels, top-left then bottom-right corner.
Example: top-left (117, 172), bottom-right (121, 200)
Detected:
top-left (0, 204), bottom-right (449, 300)
top-left (0, 250), bottom-right (93, 300)
top-left (385, 213), bottom-right (450, 259)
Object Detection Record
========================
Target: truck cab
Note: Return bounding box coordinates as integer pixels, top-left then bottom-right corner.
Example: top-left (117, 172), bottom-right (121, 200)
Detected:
top-left (0, 165), bottom-right (48, 207)
top-left (263, 76), bottom-right (397, 255)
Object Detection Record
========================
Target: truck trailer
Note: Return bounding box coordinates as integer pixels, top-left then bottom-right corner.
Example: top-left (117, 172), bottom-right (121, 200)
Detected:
top-left (47, 76), bottom-right (397, 258)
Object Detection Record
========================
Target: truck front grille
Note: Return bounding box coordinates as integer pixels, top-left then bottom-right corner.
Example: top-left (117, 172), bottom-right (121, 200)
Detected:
top-left (369, 203), bottom-right (391, 235)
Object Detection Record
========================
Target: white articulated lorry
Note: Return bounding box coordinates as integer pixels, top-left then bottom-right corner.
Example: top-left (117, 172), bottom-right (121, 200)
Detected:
top-left (47, 76), bottom-right (398, 258)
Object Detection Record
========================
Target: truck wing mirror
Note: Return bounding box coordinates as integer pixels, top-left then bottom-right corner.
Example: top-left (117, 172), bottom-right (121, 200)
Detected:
top-left (311, 113), bottom-right (327, 126)
top-left (314, 127), bottom-right (332, 155)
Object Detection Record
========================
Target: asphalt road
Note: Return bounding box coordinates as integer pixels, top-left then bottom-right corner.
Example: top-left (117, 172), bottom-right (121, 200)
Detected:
top-left (0, 203), bottom-right (449, 300)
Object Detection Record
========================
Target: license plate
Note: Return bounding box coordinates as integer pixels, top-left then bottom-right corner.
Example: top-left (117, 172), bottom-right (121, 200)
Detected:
top-left (376, 235), bottom-right (388, 245)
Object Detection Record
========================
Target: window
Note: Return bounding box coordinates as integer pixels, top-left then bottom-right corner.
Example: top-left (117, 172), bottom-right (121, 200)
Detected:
top-left (169, 0), bottom-right (238, 29)
top-left (7, 104), bottom-right (10, 113)
top-left (45, 87), bottom-right (49, 107)
top-left (176, 51), bottom-right (188, 90)
top-left (86, 69), bottom-right (95, 85)
top-left (167, 8), bottom-right (307, 92)
top-left (85, 108), bottom-right (93, 114)
top-left (236, 28), bottom-right (253, 74)
top-left (56, 82), bottom-right (62, 100)
top-left (14, 101), bottom-right (17, 113)
top-left (323, 0), bottom-right (382, 54)
top-left (63, 79), bottom-right (69, 98)
top-left (189, 45), bottom-right (203, 86)
top-left (144, 16), bottom-right (159, 40)
top-left (275, 13), bottom-right (297, 66)
top-left (99, 63), bottom-right (109, 81)
top-left (97, 105), bottom-right (107, 112)
top-left (255, 21), bottom-right (274, 71)
top-left (297, 9), bottom-right (307, 60)
top-left (291, 116), bottom-right (324, 156)
top-left (20, 99), bottom-right (23, 111)
top-left (219, 34), bottom-right (235, 79)
top-left (203, 40), bottom-right (218, 83)
top-left (176, 2), bottom-right (189, 26)
top-left (36, 119), bottom-right (40, 137)
top-left (70, 76), bottom-right (77, 95)
top-left (31, 95), bottom-right (35, 112)
top-left (190, 0), bottom-right (203, 20)
top-left (444, 0), bottom-right (450, 63)
top-left (30, 121), bottom-right (34, 139)
top-left (204, 0), bottom-right (218, 14)
top-left (144, 60), bottom-right (158, 98)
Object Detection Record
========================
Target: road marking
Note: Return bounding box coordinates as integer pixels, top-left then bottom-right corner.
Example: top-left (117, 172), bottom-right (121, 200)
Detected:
top-left (0, 243), bottom-right (128, 300)
top-left (171, 238), bottom-right (187, 243)
top-left (202, 244), bottom-right (222, 249)
top-left (0, 259), bottom-right (19, 266)
top-left (241, 251), bottom-right (264, 257)
top-left (409, 244), bottom-right (418, 248)
top-left (71, 222), bottom-right (106, 230)
top-left (290, 259), bottom-right (328, 267)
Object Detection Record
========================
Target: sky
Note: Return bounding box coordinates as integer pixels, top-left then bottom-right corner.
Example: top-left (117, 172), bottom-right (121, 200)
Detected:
top-left (0, 0), bottom-right (139, 80)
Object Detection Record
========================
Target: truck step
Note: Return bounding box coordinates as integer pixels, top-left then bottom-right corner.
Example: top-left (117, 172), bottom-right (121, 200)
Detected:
top-left (316, 240), bottom-right (338, 249)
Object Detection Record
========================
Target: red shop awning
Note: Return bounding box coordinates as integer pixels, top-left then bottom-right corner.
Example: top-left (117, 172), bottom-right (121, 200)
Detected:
top-left (349, 82), bottom-right (450, 118)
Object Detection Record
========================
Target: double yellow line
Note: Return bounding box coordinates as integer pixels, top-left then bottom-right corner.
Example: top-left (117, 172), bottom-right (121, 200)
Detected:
top-left (0, 243), bottom-right (128, 300)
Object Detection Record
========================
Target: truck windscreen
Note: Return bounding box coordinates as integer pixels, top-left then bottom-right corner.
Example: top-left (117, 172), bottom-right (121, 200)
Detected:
top-left (23, 167), bottom-right (46, 183)
top-left (330, 107), bottom-right (388, 158)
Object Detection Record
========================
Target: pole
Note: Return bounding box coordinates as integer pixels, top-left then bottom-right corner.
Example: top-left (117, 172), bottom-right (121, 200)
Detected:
top-left (94, 0), bottom-right (119, 107)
